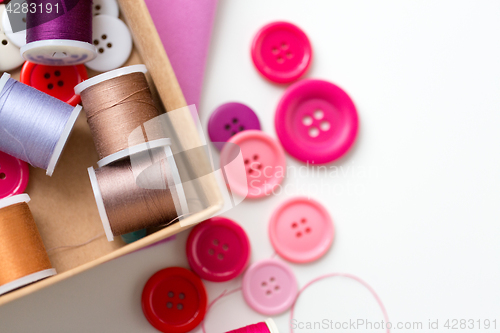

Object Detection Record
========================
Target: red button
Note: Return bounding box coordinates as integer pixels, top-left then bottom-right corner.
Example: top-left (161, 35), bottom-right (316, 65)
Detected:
top-left (142, 267), bottom-right (208, 333)
top-left (20, 61), bottom-right (88, 106)
top-left (251, 21), bottom-right (312, 84)
top-left (0, 151), bottom-right (29, 199)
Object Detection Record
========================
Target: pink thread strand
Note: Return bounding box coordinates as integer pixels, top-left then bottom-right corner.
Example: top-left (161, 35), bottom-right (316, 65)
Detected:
top-left (202, 287), bottom-right (243, 333)
top-left (290, 273), bottom-right (390, 333)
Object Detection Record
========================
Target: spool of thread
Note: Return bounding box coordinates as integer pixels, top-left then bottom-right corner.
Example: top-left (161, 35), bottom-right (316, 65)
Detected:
top-left (88, 145), bottom-right (188, 241)
top-left (74, 65), bottom-right (166, 164)
top-left (0, 73), bottom-right (81, 176)
top-left (225, 319), bottom-right (280, 333)
top-left (0, 194), bottom-right (56, 295)
top-left (21, 0), bottom-right (97, 65)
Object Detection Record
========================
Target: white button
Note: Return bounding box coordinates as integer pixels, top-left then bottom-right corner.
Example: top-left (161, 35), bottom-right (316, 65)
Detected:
top-left (92, 0), bottom-right (119, 18)
top-left (85, 15), bottom-right (132, 72)
top-left (0, 5), bottom-right (24, 71)
top-left (1, 7), bottom-right (26, 48)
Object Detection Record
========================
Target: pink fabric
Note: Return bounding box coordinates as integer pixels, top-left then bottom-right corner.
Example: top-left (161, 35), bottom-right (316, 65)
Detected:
top-left (144, 0), bottom-right (218, 111)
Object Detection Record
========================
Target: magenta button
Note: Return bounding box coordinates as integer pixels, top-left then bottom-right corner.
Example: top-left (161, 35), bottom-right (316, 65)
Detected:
top-left (208, 102), bottom-right (261, 151)
top-left (275, 79), bottom-right (359, 164)
top-left (186, 217), bottom-right (251, 282)
top-left (269, 197), bottom-right (334, 263)
top-left (251, 21), bottom-right (312, 84)
top-left (0, 151), bottom-right (29, 199)
top-left (242, 259), bottom-right (298, 315)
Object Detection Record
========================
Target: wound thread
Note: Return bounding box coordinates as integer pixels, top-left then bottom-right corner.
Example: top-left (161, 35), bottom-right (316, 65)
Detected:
top-left (80, 71), bottom-right (164, 160)
top-left (0, 74), bottom-right (79, 174)
top-left (0, 197), bottom-right (55, 294)
top-left (26, 0), bottom-right (93, 43)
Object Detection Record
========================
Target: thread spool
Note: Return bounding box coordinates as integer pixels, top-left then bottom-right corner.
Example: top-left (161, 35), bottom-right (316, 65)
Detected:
top-left (20, 0), bottom-right (97, 65)
top-left (0, 73), bottom-right (81, 176)
top-left (225, 319), bottom-right (279, 333)
top-left (74, 65), bottom-right (166, 164)
top-left (0, 194), bottom-right (56, 295)
top-left (88, 144), bottom-right (188, 241)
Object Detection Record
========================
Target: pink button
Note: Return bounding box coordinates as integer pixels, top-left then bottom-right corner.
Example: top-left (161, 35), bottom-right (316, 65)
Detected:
top-left (220, 130), bottom-right (286, 199)
top-left (0, 151), bottom-right (29, 199)
top-left (269, 197), bottom-right (334, 263)
top-left (242, 259), bottom-right (297, 315)
top-left (186, 217), bottom-right (251, 282)
top-left (275, 79), bottom-right (359, 164)
top-left (251, 21), bottom-right (312, 84)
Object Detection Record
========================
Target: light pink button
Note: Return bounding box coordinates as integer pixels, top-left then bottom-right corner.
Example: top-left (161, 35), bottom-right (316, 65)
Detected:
top-left (269, 197), bottom-right (334, 263)
top-left (0, 151), bottom-right (29, 199)
top-left (220, 130), bottom-right (286, 199)
top-left (242, 259), bottom-right (297, 315)
top-left (251, 21), bottom-right (312, 84)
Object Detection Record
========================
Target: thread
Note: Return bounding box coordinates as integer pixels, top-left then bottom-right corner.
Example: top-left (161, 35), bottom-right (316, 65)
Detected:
top-left (26, 0), bottom-right (92, 43)
top-left (91, 147), bottom-right (184, 238)
top-left (226, 322), bottom-right (270, 333)
top-left (290, 273), bottom-right (390, 333)
top-left (0, 74), bottom-right (80, 175)
top-left (79, 70), bottom-right (164, 160)
top-left (0, 195), bottom-right (55, 295)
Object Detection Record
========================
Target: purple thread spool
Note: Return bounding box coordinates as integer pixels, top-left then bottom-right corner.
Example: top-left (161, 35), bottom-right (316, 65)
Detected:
top-left (225, 319), bottom-right (280, 333)
top-left (21, 0), bottom-right (97, 65)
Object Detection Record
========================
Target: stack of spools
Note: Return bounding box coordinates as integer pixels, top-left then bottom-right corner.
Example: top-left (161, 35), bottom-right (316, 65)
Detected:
top-left (74, 65), bottom-right (188, 242)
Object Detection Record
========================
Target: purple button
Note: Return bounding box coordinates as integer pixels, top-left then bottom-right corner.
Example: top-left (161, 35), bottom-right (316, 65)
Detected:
top-left (242, 259), bottom-right (298, 315)
top-left (0, 151), bottom-right (29, 199)
top-left (208, 102), bottom-right (261, 150)
top-left (186, 217), bottom-right (251, 282)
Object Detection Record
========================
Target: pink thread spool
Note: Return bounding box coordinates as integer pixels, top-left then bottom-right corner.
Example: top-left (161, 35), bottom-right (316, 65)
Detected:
top-left (225, 319), bottom-right (279, 333)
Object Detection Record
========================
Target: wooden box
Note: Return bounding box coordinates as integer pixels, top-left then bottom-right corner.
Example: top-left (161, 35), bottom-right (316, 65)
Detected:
top-left (0, 0), bottom-right (223, 306)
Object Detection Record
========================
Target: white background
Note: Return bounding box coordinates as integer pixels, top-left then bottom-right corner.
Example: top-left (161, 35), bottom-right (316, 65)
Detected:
top-left (1, 0), bottom-right (500, 332)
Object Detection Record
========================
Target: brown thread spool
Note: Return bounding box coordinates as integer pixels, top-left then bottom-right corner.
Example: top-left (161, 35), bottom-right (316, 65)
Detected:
top-left (88, 146), bottom-right (188, 241)
top-left (75, 65), bottom-right (165, 161)
top-left (0, 194), bottom-right (56, 295)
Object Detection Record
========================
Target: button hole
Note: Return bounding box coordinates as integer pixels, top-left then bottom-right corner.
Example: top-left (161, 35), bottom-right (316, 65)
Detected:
top-left (292, 222), bottom-right (298, 228)
top-left (0, 173), bottom-right (5, 180)
top-left (277, 56), bottom-right (284, 64)
top-left (231, 131), bottom-right (236, 135)
top-left (301, 218), bottom-right (307, 224)
top-left (217, 253), bottom-right (224, 260)
top-left (320, 121), bottom-right (331, 131)
top-left (266, 290), bottom-right (272, 295)
top-left (225, 124), bottom-right (231, 130)
top-left (177, 303), bottom-right (183, 310)
top-left (2, 40), bottom-right (8, 45)
top-left (253, 154), bottom-right (258, 160)
top-left (102, 34), bottom-right (107, 40)
top-left (47, 83), bottom-right (53, 90)
top-left (44, 73), bottom-right (50, 79)
top-left (179, 293), bottom-right (185, 300)
top-left (57, 81), bottom-right (64, 87)
top-left (248, 168), bottom-right (253, 174)
top-left (222, 244), bottom-right (229, 251)
top-left (208, 248), bottom-right (214, 255)
top-left (166, 302), bottom-right (173, 308)
top-left (281, 42), bottom-right (289, 49)
top-left (305, 227), bottom-right (311, 233)
top-left (107, 43), bottom-right (112, 48)
top-left (239, 125), bottom-right (244, 131)
top-left (93, 40), bottom-right (99, 45)
top-left (244, 159), bottom-right (249, 165)
top-left (272, 47), bottom-right (279, 54)
top-left (261, 281), bottom-right (267, 287)
top-left (302, 116), bottom-right (313, 126)
top-left (309, 127), bottom-right (319, 138)
top-left (270, 277), bottom-right (275, 282)
top-left (275, 285), bottom-right (280, 291)
top-left (168, 291), bottom-right (174, 298)
top-left (54, 70), bottom-right (61, 77)
top-left (296, 232), bottom-right (302, 237)
top-left (232, 118), bottom-right (238, 124)
top-left (286, 52), bottom-right (293, 59)
top-left (256, 163), bottom-right (262, 169)
top-left (212, 239), bottom-right (219, 246)
top-left (314, 109), bottom-right (324, 119)
top-left (95, 5), bottom-right (101, 10)
top-left (98, 48), bottom-right (104, 53)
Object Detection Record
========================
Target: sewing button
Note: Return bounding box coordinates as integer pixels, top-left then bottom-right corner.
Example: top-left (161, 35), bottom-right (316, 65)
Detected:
top-left (0, 6), bottom-right (24, 72)
top-left (275, 79), bottom-right (359, 164)
top-left (186, 217), bottom-right (251, 282)
top-left (220, 130), bottom-right (286, 199)
top-left (208, 102), bottom-right (261, 151)
top-left (269, 197), bottom-right (334, 263)
top-left (0, 151), bottom-right (29, 199)
top-left (242, 259), bottom-right (298, 315)
top-left (142, 267), bottom-right (207, 333)
top-left (92, 0), bottom-right (119, 17)
top-left (1, 6), bottom-right (26, 48)
top-left (86, 15), bottom-right (132, 72)
top-left (251, 21), bottom-right (312, 84)
top-left (20, 61), bottom-right (88, 106)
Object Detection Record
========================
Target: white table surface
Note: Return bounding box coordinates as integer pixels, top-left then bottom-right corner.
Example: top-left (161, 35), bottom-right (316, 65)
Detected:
top-left (1, 0), bottom-right (500, 332)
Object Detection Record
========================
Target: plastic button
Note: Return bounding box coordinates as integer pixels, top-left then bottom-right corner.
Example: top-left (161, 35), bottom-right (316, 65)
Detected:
top-left (186, 217), bottom-right (251, 282)
top-left (251, 21), bottom-right (312, 84)
top-left (275, 79), bottom-right (359, 164)
top-left (208, 102), bottom-right (261, 151)
top-left (142, 267), bottom-right (207, 333)
top-left (242, 259), bottom-right (297, 315)
top-left (220, 130), bottom-right (286, 199)
top-left (20, 61), bottom-right (88, 106)
top-left (92, 0), bottom-right (119, 17)
top-left (86, 15), bottom-right (133, 72)
top-left (0, 5), bottom-right (24, 72)
top-left (269, 197), bottom-right (334, 263)
top-left (0, 151), bottom-right (29, 199)
top-left (1, 6), bottom-right (26, 48)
